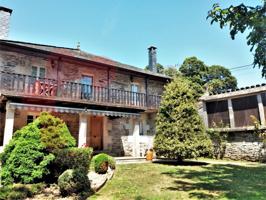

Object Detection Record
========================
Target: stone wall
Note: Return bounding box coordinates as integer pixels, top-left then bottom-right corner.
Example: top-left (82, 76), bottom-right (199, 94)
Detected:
top-left (0, 49), bottom-right (167, 96)
top-left (222, 131), bottom-right (265, 162)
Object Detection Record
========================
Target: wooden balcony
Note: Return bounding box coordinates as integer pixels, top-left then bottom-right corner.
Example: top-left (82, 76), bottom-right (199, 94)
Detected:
top-left (0, 71), bottom-right (161, 110)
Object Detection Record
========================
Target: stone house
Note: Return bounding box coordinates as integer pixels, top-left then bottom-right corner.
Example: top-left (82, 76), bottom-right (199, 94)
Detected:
top-left (200, 85), bottom-right (266, 161)
top-left (0, 7), bottom-right (170, 156)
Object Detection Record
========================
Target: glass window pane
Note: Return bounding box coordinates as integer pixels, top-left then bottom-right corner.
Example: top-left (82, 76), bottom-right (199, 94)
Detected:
top-left (39, 68), bottom-right (46, 78)
top-left (31, 66), bottom-right (37, 77)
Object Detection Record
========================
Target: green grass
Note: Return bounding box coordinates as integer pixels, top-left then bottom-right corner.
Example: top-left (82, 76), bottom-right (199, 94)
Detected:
top-left (90, 160), bottom-right (266, 200)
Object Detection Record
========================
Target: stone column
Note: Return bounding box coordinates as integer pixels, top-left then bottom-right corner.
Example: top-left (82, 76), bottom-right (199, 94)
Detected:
top-left (78, 113), bottom-right (88, 147)
top-left (257, 94), bottom-right (265, 126)
top-left (202, 101), bottom-right (209, 128)
top-left (3, 102), bottom-right (15, 146)
top-left (132, 118), bottom-right (140, 157)
top-left (228, 99), bottom-right (235, 128)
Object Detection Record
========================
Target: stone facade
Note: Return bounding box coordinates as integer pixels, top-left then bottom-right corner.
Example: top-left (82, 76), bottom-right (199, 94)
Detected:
top-left (222, 131), bottom-right (265, 162)
top-left (0, 49), bottom-right (165, 96)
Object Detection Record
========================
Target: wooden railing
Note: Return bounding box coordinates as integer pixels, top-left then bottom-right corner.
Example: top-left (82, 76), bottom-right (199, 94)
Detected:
top-left (0, 71), bottom-right (161, 109)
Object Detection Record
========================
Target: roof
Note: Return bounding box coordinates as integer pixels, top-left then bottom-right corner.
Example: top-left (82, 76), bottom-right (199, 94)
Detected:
top-left (200, 83), bottom-right (266, 101)
top-left (0, 39), bottom-right (170, 79)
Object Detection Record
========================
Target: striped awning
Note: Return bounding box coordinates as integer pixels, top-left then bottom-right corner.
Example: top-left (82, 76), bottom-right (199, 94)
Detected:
top-left (9, 102), bottom-right (140, 117)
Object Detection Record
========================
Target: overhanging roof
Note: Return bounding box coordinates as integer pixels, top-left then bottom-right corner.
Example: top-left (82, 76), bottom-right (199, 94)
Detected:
top-left (9, 102), bottom-right (140, 117)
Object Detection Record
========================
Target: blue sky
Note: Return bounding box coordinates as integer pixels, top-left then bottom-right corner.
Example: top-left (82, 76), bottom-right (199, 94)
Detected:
top-left (1, 0), bottom-right (265, 87)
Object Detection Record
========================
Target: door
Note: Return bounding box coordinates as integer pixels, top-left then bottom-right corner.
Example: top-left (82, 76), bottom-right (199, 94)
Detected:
top-left (81, 75), bottom-right (93, 99)
top-left (89, 116), bottom-right (103, 150)
top-left (131, 83), bottom-right (140, 105)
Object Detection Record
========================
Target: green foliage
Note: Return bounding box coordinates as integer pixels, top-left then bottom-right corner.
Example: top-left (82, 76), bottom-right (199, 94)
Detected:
top-left (154, 76), bottom-right (213, 160)
top-left (58, 169), bottom-right (90, 196)
top-left (207, 122), bottom-right (228, 159)
top-left (179, 57), bottom-right (208, 86)
top-left (50, 147), bottom-right (93, 181)
top-left (179, 57), bottom-right (237, 95)
top-left (164, 66), bottom-right (180, 78)
top-left (145, 63), bottom-right (165, 74)
top-left (251, 115), bottom-right (266, 145)
top-left (0, 183), bottom-right (45, 200)
top-left (0, 112), bottom-right (76, 185)
top-left (208, 2), bottom-right (266, 77)
top-left (0, 123), bottom-right (55, 185)
top-left (92, 153), bottom-right (115, 174)
top-left (36, 112), bottom-right (76, 152)
top-left (107, 155), bottom-right (116, 170)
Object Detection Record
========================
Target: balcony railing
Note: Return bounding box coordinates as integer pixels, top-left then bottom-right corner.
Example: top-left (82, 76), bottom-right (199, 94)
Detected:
top-left (0, 71), bottom-right (161, 109)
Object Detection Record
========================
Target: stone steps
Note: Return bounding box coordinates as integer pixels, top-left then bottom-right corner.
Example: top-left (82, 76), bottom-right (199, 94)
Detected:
top-left (115, 156), bottom-right (151, 164)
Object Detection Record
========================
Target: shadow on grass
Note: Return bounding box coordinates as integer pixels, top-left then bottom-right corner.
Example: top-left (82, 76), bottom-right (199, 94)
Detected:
top-left (162, 163), bottom-right (266, 200)
top-left (153, 159), bottom-right (209, 166)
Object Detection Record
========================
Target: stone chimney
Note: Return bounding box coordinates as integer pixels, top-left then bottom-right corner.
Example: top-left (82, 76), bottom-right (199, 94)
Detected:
top-left (148, 46), bottom-right (157, 73)
top-left (0, 6), bottom-right (13, 39)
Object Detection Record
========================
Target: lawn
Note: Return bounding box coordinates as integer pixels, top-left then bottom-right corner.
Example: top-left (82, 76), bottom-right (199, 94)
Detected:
top-left (90, 160), bottom-right (266, 200)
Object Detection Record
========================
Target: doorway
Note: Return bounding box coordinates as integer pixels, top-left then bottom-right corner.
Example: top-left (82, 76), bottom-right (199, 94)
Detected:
top-left (89, 116), bottom-right (103, 150)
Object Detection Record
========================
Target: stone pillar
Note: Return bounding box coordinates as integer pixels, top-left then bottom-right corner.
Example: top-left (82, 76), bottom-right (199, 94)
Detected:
top-left (78, 113), bottom-right (87, 147)
top-left (3, 102), bottom-right (15, 146)
top-left (202, 101), bottom-right (209, 128)
top-left (257, 94), bottom-right (265, 126)
top-left (132, 118), bottom-right (140, 157)
top-left (228, 99), bottom-right (235, 128)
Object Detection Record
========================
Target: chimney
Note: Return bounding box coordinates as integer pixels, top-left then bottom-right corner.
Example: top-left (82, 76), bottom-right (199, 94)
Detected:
top-left (0, 6), bottom-right (13, 39)
top-left (148, 46), bottom-right (157, 73)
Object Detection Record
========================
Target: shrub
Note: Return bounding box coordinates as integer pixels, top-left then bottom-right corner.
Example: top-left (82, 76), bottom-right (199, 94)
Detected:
top-left (0, 123), bottom-right (55, 185)
top-left (154, 76), bottom-right (213, 160)
top-left (92, 153), bottom-right (116, 173)
top-left (0, 112), bottom-right (76, 185)
top-left (107, 155), bottom-right (116, 170)
top-left (49, 147), bottom-right (93, 181)
top-left (36, 112), bottom-right (76, 152)
top-left (58, 169), bottom-right (90, 196)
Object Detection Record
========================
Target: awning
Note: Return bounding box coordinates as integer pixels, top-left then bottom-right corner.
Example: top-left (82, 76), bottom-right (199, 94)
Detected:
top-left (9, 102), bottom-right (140, 117)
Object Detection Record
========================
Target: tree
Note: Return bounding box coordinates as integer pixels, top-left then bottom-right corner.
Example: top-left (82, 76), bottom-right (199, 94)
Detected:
top-left (206, 65), bottom-right (237, 94)
top-left (179, 57), bottom-right (237, 95)
top-left (179, 57), bottom-right (208, 86)
top-left (207, 2), bottom-right (266, 77)
top-left (164, 65), bottom-right (180, 78)
top-left (144, 63), bottom-right (165, 74)
top-left (154, 76), bottom-right (212, 160)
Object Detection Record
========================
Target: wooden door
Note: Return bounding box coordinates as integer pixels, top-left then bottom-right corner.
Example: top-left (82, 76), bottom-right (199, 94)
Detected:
top-left (89, 116), bottom-right (103, 150)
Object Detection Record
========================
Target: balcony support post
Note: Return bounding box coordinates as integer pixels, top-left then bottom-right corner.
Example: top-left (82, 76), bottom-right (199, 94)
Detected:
top-left (145, 77), bottom-right (148, 107)
top-left (78, 113), bottom-right (88, 147)
top-left (3, 102), bottom-right (15, 147)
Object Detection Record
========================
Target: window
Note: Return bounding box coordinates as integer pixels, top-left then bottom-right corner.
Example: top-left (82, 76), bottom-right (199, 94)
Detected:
top-left (139, 121), bottom-right (144, 136)
top-left (32, 66), bottom-right (46, 79)
top-left (81, 75), bottom-right (93, 98)
top-left (27, 115), bottom-right (38, 124)
top-left (131, 83), bottom-right (140, 105)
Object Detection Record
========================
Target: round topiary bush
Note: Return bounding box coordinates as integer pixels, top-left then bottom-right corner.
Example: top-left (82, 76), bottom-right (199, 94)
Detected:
top-left (107, 155), bottom-right (116, 170)
top-left (58, 169), bottom-right (90, 196)
top-left (91, 153), bottom-right (116, 173)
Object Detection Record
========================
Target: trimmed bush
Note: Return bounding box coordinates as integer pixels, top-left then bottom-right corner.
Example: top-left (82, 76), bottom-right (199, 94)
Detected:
top-left (58, 169), bottom-right (90, 196)
top-left (92, 153), bottom-right (116, 173)
top-left (107, 155), bottom-right (116, 170)
top-left (0, 112), bottom-right (76, 185)
top-left (36, 112), bottom-right (76, 152)
top-left (0, 123), bottom-right (55, 185)
top-left (154, 76), bottom-right (213, 160)
top-left (50, 147), bottom-right (93, 181)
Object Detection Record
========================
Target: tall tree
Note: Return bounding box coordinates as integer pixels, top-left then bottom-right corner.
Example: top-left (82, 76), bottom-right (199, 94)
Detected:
top-left (179, 57), bottom-right (237, 94)
top-left (144, 63), bottom-right (164, 74)
top-left (206, 65), bottom-right (237, 94)
top-left (207, 1), bottom-right (266, 77)
top-left (154, 76), bottom-right (212, 160)
top-left (179, 57), bottom-right (208, 86)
